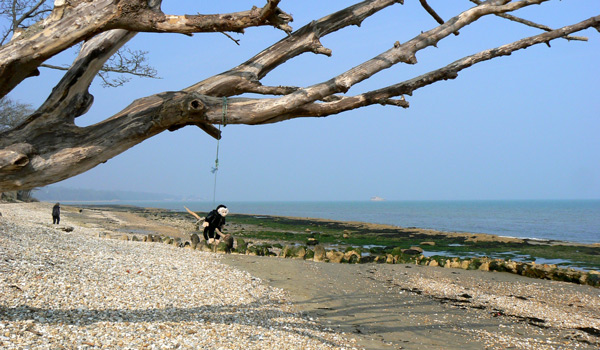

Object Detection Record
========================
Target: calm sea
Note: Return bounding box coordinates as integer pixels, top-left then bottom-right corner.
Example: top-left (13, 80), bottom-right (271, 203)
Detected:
top-left (69, 200), bottom-right (600, 245)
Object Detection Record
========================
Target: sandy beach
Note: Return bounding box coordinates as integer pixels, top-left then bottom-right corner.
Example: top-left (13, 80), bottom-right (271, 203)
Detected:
top-left (1, 202), bottom-right (599, 349)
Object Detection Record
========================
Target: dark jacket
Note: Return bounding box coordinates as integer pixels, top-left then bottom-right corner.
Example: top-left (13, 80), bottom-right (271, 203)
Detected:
top-left (204, 209), bottom-right (225, 230)
top-left (52, 204), bottom-right (60, 217)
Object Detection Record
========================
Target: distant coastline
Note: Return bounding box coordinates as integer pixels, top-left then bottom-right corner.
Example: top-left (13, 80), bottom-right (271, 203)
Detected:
top-left (33, 186), bottom-right (203, 202)
top-left (58, 199), bottom-right (600, 245)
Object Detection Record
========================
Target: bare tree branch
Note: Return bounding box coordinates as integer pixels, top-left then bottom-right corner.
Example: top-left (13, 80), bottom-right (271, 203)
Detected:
top-left (0, 0), bottom-right (293, 98)
top-left (255, 15), bottom-right (600, 124)
top-left (0, 0), bottom-right (597, 190)
top-left (418, 0), bottom-right (459, 35)
top-left (469, 0), bottom-right (587, 41)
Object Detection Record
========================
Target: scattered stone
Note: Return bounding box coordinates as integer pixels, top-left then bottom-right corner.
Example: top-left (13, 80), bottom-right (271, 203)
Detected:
top-left (343, 250), bottom-right (361, 264)
top-left (373, 255), bottom-right (387, 264)
top-left (218, 234), bottom-right (234, 253)
top-left (326, 251), bottom-right (344, 263)
top-left (307, 237), bottom-right (319, 246)
top-left (386, 254), bottom-right (395, 264)
top-left (420, 241), bottom-right (435, 246)
top-left (402, 246), bottom-right (423, 255)
top-left (190, 233), bottom-right (200, 245)
top-left (0, 202), bottom-right (358, 350)
top-left (313, 245), bottom-right (326, 262)
top-left (583, 271), bottom-right (600, 287)
top-left (281, 245), bottom-right (294, 258)
top-left (294, 246), bottom-right (307, 259)
top-left (235, 238), bottom-right (248, 254)
top-left (197, 241), bottom-right (212, 252)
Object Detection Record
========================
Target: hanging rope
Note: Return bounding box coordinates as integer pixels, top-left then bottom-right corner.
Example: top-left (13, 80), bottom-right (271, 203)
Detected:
top-left (211, 97), bottom-right (227, 205)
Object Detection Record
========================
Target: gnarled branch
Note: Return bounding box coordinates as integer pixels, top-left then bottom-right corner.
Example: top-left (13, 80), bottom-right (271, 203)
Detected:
top-left (0, 0), bottom-right (597, 191)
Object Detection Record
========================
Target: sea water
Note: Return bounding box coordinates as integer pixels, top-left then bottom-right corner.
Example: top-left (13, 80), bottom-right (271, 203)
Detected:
top-left (71, 200), bottom-right (600, 245)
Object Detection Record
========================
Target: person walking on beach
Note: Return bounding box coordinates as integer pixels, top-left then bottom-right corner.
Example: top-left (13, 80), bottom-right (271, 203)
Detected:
top-left (202, 204), bottom-right (228, 242)
top-left (52, 203), bottom-right (60, 224)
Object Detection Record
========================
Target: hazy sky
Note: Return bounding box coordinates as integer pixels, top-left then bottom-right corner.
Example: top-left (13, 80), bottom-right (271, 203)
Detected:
top-left (8, 1), bottom-right (600, 201)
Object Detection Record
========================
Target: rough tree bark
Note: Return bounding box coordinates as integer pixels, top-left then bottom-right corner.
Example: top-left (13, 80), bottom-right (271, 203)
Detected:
top-left (0, 0), bottom-right (598, 190)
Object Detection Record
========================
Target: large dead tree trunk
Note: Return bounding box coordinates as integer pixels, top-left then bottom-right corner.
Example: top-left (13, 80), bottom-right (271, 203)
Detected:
top-left (0, 0), bottom-right (598, 190)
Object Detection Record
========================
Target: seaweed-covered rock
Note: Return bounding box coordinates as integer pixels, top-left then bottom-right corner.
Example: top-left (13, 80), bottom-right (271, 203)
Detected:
top-left (386, 254), bottom-right (395, 264)
top-left (305, 249), bottom-right (315, 260)
top-left (247, 244), bottom-right (272, 256)
top-left (306, 237), bottom-right (319, 246)
top-left (403, 246), bottom-right (424, 255)
top-left (390, 247), bottom-right (404, 256)
top-left (194, 241), bottom-right (211, 252)
top-left (344, 250), bottom-right (361, 264)
top-left (294, 246), bottom-right (307, 259)
top-left (520, 263), bottom-right (553, 280)
top-left (503, 260), bottom-right (521, 274)
top-left (373, 255), bottom-right (387, 264)
top-left (190, 233), bottom-right (200, 245)
top-left (428, 259), bottom-right (439, 267)
top-left (281, 245), bottom-right (294, 258)
top-left (313, 245), bottom-right (326, 262)
top-left (246, 245), bottom-right (259, 256)
top-left (235, 238), bottom-right (247, 254)
top-left (326, 251), bottom-right (344, 263)
top-left (488, 259), bottom-right (509, 272)
top-left (583, 271), bottom-right (600, 287)
top-left (552, 267), bottom-right (583, 284)
top-left (216, 241), bottom-right (231, 253)
top-left (460, 260), bottom-right (470, 270)
top-left (220, 234), bottom-right (234, 252)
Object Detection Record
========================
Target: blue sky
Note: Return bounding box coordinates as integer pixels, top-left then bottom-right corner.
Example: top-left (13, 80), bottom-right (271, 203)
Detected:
top-left (8, 1), bottom-right (600, 201)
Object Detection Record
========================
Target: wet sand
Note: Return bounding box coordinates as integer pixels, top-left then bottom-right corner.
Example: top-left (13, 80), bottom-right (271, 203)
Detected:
top-left (4, 202), bottom-right (598, 349)
top-left (222, 254), bottom-right (600, 350)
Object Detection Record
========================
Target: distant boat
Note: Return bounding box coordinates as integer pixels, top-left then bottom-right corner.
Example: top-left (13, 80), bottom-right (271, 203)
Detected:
top-left (370, 196), bottom-right (385, 202)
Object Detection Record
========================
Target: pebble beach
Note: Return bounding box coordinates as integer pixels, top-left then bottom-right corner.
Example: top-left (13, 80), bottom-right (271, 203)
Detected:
top-left (1, 201), bottom-right (599, 349)
top-left (0, 202), bottom-right (358, 349)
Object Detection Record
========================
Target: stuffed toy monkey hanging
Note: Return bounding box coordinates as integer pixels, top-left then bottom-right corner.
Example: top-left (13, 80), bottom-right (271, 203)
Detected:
top-left (185, 205), bottom-right (229, 244)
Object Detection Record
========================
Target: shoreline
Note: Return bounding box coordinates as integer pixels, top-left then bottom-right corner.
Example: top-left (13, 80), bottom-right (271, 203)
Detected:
top-left (49, 199), bottom-right (600, 245)
top-left (69, 203), bottom-right (600, 274)
top-left (1, 201), bottom-right (599, 349)
top-left (74, 202), bottom-right (599, 248)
